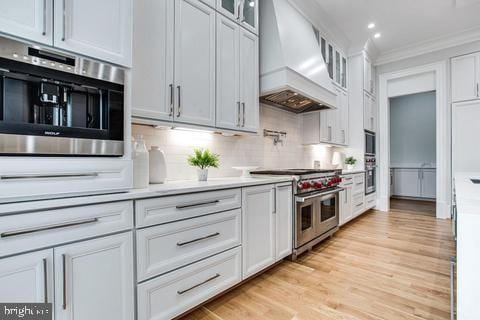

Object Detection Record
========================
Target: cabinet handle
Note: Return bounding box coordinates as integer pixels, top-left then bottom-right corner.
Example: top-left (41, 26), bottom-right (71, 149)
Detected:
top-left (242, 102), bottom-right (246, 127)
top-left (0, 172), bottom-right (99, 181)
top-left (328, 126), bottom-right (332, 141)
top-left (237, 102), bottom-right (241, 126)
top-left (176, 86), bottom-right (181, 117)
top-left (61, 0), bottom-right (66, 41)
top-left (450, 257), bottom-right (456, 320)
top-left (370, 117), bottom-right (374, 131)
top-left (62, 254), bottom-right (67, 310)
top-left (344, 189), bottom-right (348, 204)
top-left (176, 200), bottom-right (220, 209)
top-left (342, 129), bottom-right (346, 144)
top-left (43, 258), bottom-right (48, 304)
top-left (477, 83), bottom-right (479, 97)
top-left (42, 0), bottom-right (47, 36)
top-left (177, 273), bottom-right (220, 295)
top-left (169, 84), bottom-right (174, 117)
top-left (370, 79), bottom-right (374, 93)
top-left (356, 202), bottom-right (364, 207)
top-left (0, 218), bottom-right (99, 238)
top-left (177, 232), bottom-right (220, 247)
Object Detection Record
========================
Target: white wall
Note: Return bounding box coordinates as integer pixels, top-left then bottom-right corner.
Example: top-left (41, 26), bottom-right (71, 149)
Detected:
top-left (390, 91), bottom-right (436, 167)
top-left (132, 105), bottom-right (345, 181)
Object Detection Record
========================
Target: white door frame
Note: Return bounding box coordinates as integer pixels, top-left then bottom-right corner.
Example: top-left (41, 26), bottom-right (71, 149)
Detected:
top-left (378, 61), bottom-right (450, 219)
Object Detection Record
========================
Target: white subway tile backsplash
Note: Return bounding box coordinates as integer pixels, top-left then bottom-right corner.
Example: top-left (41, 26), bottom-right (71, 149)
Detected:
top-left (133, 105), bottom-right (340, 181)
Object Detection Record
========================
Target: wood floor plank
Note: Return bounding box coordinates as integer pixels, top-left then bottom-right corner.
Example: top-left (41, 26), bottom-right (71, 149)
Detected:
top-left (181, 207), bottom-right (454, 320)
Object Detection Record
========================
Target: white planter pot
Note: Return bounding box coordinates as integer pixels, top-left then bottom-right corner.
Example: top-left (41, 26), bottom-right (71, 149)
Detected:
top-left (197, 168), bottom-right (209, 181)
top-left (346, 164), bottom-right (354, 171)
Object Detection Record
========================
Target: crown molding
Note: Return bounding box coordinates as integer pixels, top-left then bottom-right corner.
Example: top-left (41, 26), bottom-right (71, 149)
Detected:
top-left (375, 26), bottom-right (480, 66)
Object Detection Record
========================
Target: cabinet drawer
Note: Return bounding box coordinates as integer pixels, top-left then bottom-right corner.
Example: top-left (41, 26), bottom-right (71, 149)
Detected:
top-left (137, 247), bottom-right (242, 320)
top-left (340, 176), bottom-right (354, 187)
top-left (353, 193), bottom-right (365, 208)
top-left (0, 201), bottom-right (133, 257)
top-left (353, 174), bottom-right (365, 195)
top-left (366, 194), bottom-right (376, 209)
top-left (0, 159), bottom-right (132, 203)
top-left (135, 188), bottom-right (241, 227)
top-left (136, 209), bottom-right (241, 281)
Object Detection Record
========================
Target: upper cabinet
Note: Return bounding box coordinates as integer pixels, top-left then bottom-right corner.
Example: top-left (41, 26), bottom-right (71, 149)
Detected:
top-left (0, 0), bottom-right (53, 45)
top-left (174, 0), bottom-right (216, 127)
top-left (451, 53), bottom-right (480, 103)
top-left (364, 54), bottom-right (375, 95)
top-left (217, 0), bottom-right (258, 35)
top-left (314, 28), bottom-right (347, 90)
top-left (364, 92), bottom-right (376, 132)
top-left (132, 0), bottom-right (259, 133)
top-left (0, 0), bottom-right (132, 66)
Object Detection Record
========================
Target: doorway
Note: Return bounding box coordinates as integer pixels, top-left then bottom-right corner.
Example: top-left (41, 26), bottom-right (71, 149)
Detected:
top-left (377, 62), bottom-right (450, 219)
top-left (389, 91), bottom-right (437, 213)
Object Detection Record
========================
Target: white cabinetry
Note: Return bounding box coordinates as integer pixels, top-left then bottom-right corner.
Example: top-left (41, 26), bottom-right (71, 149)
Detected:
top-left (216, 0), bottom-right (258, 35)
top-left (364, 92), bottom-right (376, 132)
top-left (242, 184), bottom-right (276, 278)
top-left (131, 0), bottom-right (174, 121)
top-left (339, 176), bottom-right (354, 226)
top-left (0, 0), bottom-right (53, 45)
top-left (451, 53), bottom-right (480, 103)
top-left (54, 232), bottom-right (134, 320)
top-left (364, 55), bottom-right (375, 95)
top-left (275, 184), bottom-right (293, 260)
top-left (302, 87), bottom-right (348, 146)
top-left (392, 168), bottom-right (436, 199)
top-left (239, 28), bottom-right (259, 132)
top-left (53, 0), bottom-right (132, 66)
top-left (174, 0), bottom-right (216, 127)
top-left (453, 100), bottom-right (480, 173)
top-left (0, 250), bottom-right (54, 303)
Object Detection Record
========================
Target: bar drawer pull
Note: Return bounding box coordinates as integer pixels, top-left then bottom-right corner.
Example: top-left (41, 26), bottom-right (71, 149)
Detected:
top-left (176, 200), bottom-right (220, 210)
top-left (177, 273), bottom-right (220, 295)
top-left (0, 218), bottom-right (99, 238)
top-left (0, 173), bottom-right (99, 181)
top-left (177, 232), bottom-right (220, 247)
top-left (356, 202), bottom-right (364, 207)
top-left (62, 254), bottom-right (67, 310)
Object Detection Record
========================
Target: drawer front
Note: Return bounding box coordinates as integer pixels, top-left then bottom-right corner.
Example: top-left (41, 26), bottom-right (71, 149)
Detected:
top-left (135, 188), bottom-right (241, 227)
top-left (136, 209), bottom-right (241, 281)
top-left (0, 201), bottom-right (133, 257)
top-left (353, 194), bottom-right (365, 214)
top-left (353, 174), bottom-right (365, 195)
top-left (365, 194), bottom-right (376, 209)
top-left (137, 247), bottom-right (242, 320)
top-left (0, 159), bottom-right (132, 203)
top-left (340, 176), bottom-right (354, 188)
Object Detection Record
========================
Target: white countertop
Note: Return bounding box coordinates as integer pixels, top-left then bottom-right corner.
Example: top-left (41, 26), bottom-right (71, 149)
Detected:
top-left (455, 172), bottom-right (480, 215)
top-left (0, 176), bottom-right (293, 215)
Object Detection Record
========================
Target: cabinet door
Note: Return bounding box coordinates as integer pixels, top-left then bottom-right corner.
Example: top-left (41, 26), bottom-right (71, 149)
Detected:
top-left (364, 93), bottom-right (375, 132)
top-left (217, 0), bottom-right (239, 21)
top-left (364, 55), bottom-right (372, 93)
top-left (132, 0), bottom-right (174, 121)
top-left (174, 0), bottom-right (216, 127)
top-left (335, 50), bottom-right (341, 85)
top-left (302, 112), bottom-right (321, 145)
top-left (392, 169), bottom-right (421, 198)
top-left (451, 54), bottom-right (478, 103)
top-left (320, 110), bottom-right (336, 143)
top-left (0, 0), bottom-right (53, 45)
top-left (216, 15), bottom-right (240, 130)
top-left (53, 0), bottom-right (132, 66)
top-left (0, 250), bottom-right (53, 303)
top-left (340, 90), bottom-right (349, 144)
top-left (275, 184), bottom-right (293, 260)
top-left (242, 184), bottom-right (275, 279)
top-left (370, 96), bottom-right (376, 132)
top-left (453, 100), bottom-right (480, 173)
top-left (339, 187), bottom-right (353, 226)
top-left (54, 233), bottom-right (134, 320)
top-left (240, 0), bottom-right (258, 35)
top-left (421, 169), bottom-right (436, 199)
top-left (239, 28), bottom-right (259, 132)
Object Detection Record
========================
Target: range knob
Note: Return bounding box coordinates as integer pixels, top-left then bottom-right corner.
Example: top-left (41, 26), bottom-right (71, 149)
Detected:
top-left (313, 181), bottom-right (323, 189)
top-left (301, 181), bottom-right (312, 190)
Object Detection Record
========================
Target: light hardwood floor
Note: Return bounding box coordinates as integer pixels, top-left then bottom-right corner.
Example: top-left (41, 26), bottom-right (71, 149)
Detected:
top-left (390, 198), bottom-right (436, 216)
top-left (181, 209), bottom-right (455, 320)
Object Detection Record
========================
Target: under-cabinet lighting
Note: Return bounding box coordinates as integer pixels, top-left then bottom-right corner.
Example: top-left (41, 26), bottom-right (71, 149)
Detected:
top-left (374, 33), bottom-right (381, 39)
top-left (367, 23), bottom-right (376, 29)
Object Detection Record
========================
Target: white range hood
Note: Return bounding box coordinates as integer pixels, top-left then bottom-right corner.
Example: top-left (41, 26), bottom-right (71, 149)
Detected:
top-left (259, 0), bottom-right (337, 113)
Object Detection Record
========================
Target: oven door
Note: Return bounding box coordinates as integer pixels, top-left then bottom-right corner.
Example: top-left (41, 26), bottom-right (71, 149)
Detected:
top-left (295, 196), bottom-right (318, 248)
top-left (365, 131), bottom-right (376, 156)
top-left (366, 168), bottom-right (376, 195)
top-left (317, 192), bottom-right (339, 236)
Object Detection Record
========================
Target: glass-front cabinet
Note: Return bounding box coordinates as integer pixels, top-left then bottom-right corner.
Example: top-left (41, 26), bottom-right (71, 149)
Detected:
top-left (217, 0), bottom-right (258, 35)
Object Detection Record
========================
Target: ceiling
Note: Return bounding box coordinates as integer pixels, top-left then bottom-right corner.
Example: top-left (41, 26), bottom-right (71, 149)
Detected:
top-left (315, 0), bottom-right (480, 60)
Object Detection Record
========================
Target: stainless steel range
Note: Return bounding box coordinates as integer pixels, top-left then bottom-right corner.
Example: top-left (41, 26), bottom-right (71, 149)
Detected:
top-left (251, 169), bottom-right (343, 260)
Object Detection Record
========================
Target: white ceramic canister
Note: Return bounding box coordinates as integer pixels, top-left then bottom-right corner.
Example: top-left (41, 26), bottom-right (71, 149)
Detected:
top-left (149, 146), bottom-right (167, 184)
top-left (132, 136), bottom-right (149, 188)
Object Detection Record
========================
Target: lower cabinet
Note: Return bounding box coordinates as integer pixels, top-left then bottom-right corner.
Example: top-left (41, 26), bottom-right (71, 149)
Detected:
top-left (0, 250), bottom-right (54, 304)
top-left (339, 185), bottom-right (353, 226)
top-left (242, 184), bottom-right (276, 278)
top-left (54, 232), bottom-right (134, 320)
top-left (392, 168), bottom-right (436, 199)
top-left (275, 184), bottom-right (293, 260)
top-left (137, 247), bottom-right (242, 320)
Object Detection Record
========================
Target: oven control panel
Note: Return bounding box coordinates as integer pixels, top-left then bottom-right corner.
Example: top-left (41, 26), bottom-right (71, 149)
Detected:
top-left (297, 177), bottom-right (342, 193)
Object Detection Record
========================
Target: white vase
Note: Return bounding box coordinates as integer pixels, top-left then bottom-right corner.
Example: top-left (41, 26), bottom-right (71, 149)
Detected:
top-left (197, 168), bottom-right (208, 181)
top-left (132, 136), bottom-right (149, 189)
top-left (149, 146), bottom-right (167, 184)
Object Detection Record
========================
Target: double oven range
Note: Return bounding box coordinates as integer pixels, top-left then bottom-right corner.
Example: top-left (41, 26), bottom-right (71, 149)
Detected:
top-left (252, 169), bottom-right (343, 260)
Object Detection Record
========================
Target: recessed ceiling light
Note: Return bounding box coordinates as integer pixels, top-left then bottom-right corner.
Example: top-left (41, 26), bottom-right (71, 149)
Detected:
top-left (374, 33), bottom-right (381, 39)
top-left (368, 23), bottom-right (375, 29)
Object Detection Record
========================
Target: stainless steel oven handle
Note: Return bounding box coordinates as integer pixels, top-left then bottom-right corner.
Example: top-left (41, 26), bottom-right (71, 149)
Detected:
top-left (295, 188), bottom-right (344, 203)
top-left (0, 172), bottom-right (99, 181)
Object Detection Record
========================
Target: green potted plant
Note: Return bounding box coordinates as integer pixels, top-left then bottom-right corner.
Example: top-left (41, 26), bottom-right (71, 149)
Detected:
top-left (187, 148), bottom-right (220, 181)
top-left (345, 156), bottom-right (357, 171)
